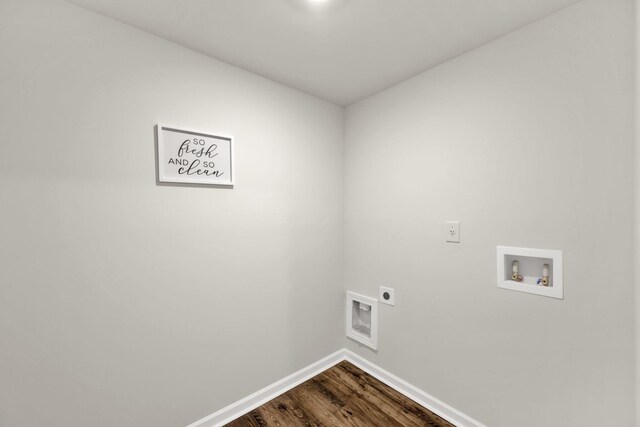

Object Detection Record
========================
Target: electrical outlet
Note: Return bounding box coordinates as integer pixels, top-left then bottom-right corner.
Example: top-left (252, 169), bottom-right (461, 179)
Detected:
top-left (379, 286), bottom-right (395, 306)
top-left (446, 221), bottom-right (460, 243)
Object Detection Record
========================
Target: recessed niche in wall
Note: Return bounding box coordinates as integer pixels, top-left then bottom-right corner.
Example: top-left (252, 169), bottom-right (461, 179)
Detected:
top-left (346, 292), bottom-right (378, 350)
top-left (497, 246), bottom-right (563, 299)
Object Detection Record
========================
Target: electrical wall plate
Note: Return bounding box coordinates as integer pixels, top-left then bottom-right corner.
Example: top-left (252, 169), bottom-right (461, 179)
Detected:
top-left (379, 286), bottom-right (395, 306)
top-left (446, 221), bottom-right (460, 243)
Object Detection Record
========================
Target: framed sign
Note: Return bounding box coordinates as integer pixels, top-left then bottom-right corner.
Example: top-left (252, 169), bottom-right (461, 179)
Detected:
top-left (156, 124), bottom-right (234, 186)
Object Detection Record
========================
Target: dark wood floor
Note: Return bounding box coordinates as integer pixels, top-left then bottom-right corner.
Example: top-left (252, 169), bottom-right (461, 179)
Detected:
top-left (225, 361), bottom-right (455, 427)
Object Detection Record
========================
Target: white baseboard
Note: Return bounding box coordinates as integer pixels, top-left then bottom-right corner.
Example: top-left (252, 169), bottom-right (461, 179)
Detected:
top-left (186, 349), bottom-right (344, 427)
top-left (343, 349), bottom-right (486, 427)
top-left (187, 348), bottom-right (485, 427)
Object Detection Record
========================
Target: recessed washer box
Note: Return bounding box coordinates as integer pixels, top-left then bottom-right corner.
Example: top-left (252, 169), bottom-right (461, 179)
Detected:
top-left (497, 246), bottom-right (563, 299)
top-left (346, 292), bottom-right (378, 350)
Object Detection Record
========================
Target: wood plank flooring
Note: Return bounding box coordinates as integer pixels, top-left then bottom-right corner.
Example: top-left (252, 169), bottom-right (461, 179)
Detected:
top-left (224, 361), bottom-right (455, 427)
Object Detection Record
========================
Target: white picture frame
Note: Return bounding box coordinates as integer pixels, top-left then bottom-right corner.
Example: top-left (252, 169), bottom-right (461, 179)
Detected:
top-left (156, 124), bottom-right (234, 186)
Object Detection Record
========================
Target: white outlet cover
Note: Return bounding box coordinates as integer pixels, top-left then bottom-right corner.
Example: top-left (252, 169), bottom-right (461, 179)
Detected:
top-left (446, 221), bottom-right (460, 243)
top-left (379, 286), bottom-right (395, 306)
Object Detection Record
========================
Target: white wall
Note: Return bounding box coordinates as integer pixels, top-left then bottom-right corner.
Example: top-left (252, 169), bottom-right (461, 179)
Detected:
top-left (1, 0), bottom-right (637, 426)
top-left (0, 1), bottom-right (344, 426)
top-left (636, 0), bottom-right (640, 424)
top-left (344, 0), bottom-right (635, 426)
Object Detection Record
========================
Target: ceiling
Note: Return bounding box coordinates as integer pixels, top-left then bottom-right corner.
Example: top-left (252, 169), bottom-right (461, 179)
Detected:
top-left (68, 0), bottom-right (580, 106)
